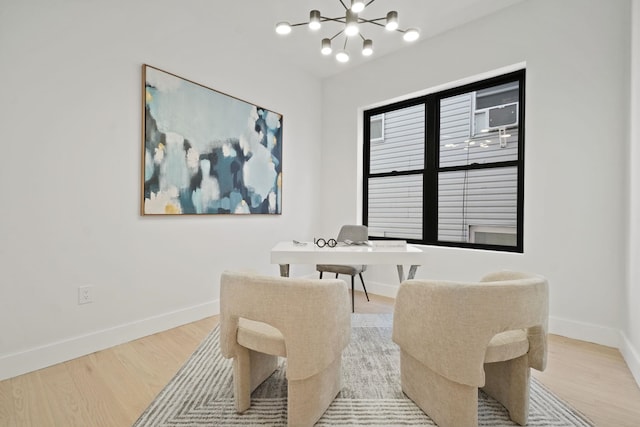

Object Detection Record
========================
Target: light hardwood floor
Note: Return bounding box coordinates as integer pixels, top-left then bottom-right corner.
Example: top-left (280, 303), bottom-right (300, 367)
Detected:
top-left (1, 291), bottom-right (639, 426)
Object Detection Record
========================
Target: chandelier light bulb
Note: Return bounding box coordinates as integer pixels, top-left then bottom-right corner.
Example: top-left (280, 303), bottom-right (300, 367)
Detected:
top-left (362, 39), bottom-right (373, 56)
top-left (321, 38), bottom-right (332, 55)
top-left (403, 28), bottom-right (420, 42)
top-left (336, 50), bottom-right (350, 63)
top-left (309, 10), bottom-right (321, 30)
top-left (385, 11), bottom-right (399, 31)
top-left (345, 25), bottom-right (359, 37)
top-left (351, 0), bottom-right (365, 13)
top-left (275, 22), bottom-right (292, 35)
top-left (345, 10), bottom-right (359, 36)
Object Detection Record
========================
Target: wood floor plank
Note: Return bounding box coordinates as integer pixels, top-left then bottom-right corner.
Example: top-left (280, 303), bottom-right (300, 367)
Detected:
top-left (10, 370), bottom-right (55, 427)
top-left (182, 316), bottom-right (218, 341)
top-left (111, 339), bottom-right (175, 394)
top-left (89, 347), bottom-right (157, 422)
top-left (36, 362), bottom-right (94, 426)
top-left (64, 355), bottom-right (131, 427)
top-left (0, 376), bottom-right (16, 427)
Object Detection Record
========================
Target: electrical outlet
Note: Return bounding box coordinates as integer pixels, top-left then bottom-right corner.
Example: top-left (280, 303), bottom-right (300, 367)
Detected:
top-left (78, 285), bottom-right (94, 305)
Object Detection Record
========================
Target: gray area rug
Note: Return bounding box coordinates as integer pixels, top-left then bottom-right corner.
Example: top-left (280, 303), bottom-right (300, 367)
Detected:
top-left (133, 314), bottom-right (594, 426)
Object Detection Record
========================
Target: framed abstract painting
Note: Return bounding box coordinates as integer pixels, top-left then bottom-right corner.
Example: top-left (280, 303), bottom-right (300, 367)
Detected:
top-left (141, 65), bottom-right (283, 215)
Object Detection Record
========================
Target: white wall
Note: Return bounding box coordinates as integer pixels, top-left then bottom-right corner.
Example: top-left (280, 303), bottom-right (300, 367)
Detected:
top-left (626, 0), bottom-right (640, 385)
top-left (321, 0), bottom-right (632, 350)
top-left (0, 0), bottom-right (323, 380)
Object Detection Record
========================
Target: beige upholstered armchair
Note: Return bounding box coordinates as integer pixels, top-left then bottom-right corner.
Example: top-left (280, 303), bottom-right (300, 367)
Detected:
top-left (392, 271), bottom-right (549, 427)
top-left (219, 271), bottom-right (351, 427)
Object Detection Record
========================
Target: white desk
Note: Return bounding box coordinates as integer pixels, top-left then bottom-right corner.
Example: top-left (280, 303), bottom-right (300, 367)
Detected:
top-left (270, 241), bottom-right (424, 282)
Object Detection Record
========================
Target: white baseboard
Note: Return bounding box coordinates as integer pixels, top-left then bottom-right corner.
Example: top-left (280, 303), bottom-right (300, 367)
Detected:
top-left (548, 315), bottom-right (621, 348)
top-left (0, 300), bottom-right (220, 381)
top-left (620, 332), bottom-right (640, 387)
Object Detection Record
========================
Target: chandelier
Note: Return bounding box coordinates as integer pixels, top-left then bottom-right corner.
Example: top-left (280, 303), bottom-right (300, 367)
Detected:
top-left (275, 0), bottom-right (420, 63)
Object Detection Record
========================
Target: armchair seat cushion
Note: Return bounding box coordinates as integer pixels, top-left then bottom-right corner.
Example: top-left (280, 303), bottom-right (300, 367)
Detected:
top-left (316, 264), bottom-right (363, 275)
top-left (484, 329), bottom-right (529, 363)
top-left (237, 318), bottom-right (286, 357)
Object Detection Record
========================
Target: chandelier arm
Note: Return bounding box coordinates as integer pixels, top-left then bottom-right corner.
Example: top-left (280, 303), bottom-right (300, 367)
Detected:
top-left (357, 17), bottom-right (410, 33)
top-left (365, 0), bottom-right (377, 7)
top-left (357, 17), bottom-right (386, 28)
top-left (289, 16), bottom-right (347, 27)
top-left (321, 16), bottom-right (348, 24)
top-left (330, 29), bottom-right (345, 41)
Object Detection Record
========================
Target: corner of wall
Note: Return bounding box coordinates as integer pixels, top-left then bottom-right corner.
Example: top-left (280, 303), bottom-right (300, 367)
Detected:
top-left (621, 331), bottom-right (640, 388)
top-left (549, 315), bottom-right (622, 348)
top-left (544, 316), bottom-right (640, 388)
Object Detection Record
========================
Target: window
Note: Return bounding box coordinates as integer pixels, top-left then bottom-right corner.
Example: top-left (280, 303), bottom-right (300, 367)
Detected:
top-left (363, 70), bottom-right (525, 252)
top-left (370, 114), bottom-right (385, 143)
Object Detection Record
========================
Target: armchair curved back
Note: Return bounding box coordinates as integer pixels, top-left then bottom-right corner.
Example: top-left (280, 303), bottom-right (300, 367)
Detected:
top-left (220, 271), bottom-right (351, 381)
top-left (392, 271), bottom-right (548, 387)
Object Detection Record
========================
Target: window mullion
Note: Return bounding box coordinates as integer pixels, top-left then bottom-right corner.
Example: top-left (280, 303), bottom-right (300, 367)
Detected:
top-left (362, 110), bottom-right (372, 227)
top-left (438, 160), bottom-right (519, 174)
top-left (424, 95), bottom-right (438, 244)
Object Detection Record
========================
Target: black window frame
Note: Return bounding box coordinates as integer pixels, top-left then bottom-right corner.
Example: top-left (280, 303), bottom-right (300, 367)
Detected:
top-left (362, 70), bottom-right (525, 253)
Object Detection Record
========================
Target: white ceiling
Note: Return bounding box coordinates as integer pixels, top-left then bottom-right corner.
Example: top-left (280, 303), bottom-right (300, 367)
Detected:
top-left (203, 0), bottom-right (525, 78)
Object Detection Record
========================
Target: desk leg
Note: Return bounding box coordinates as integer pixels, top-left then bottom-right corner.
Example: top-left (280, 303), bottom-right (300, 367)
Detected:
top-left (279, 264), bottom-right (290, 277)
top-left (397, 265), bottom-right (420, 282)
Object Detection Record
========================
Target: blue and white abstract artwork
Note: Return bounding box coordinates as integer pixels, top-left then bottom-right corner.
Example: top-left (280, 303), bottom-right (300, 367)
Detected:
top-left (142, 65), bottom-right (282, 215)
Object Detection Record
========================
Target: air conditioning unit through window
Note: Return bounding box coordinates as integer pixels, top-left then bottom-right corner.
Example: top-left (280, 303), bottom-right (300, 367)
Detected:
top-left (474, 102), bottom-right (518, 134)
